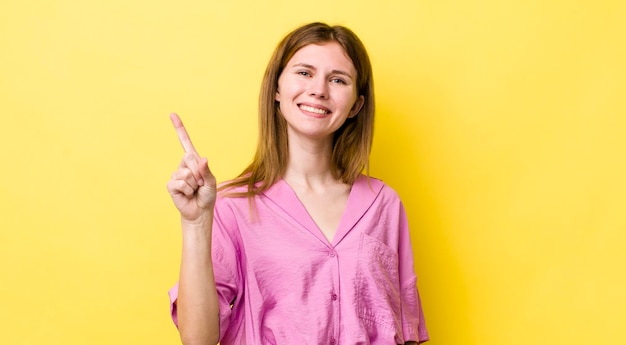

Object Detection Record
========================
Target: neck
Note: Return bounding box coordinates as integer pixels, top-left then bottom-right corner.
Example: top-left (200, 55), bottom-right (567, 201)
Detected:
top-left (283, 134), bottom-right (338, 189)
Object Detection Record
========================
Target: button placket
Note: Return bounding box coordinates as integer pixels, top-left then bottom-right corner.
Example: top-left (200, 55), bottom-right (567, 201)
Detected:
top-left (327, 246), bottom-right (340, 345)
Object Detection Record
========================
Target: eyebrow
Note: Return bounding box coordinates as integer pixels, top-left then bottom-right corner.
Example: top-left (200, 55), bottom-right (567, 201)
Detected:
top-left (292, 63), bottom-right (355, 79)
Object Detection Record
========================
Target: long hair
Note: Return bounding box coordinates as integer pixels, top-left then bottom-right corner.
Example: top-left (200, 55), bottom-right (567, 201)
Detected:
top-left (220, 22), bottom-right (375, 197)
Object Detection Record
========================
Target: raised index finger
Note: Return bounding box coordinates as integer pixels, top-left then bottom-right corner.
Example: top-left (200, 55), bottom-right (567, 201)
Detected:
top-left (169, 113), bottom-right (197, 154)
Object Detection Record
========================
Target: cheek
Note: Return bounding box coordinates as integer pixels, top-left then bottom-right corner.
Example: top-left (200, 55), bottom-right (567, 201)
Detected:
top-left (277, 97), bottom-right (290, 117)
top-left (341, 92), bottom-right (359, 109)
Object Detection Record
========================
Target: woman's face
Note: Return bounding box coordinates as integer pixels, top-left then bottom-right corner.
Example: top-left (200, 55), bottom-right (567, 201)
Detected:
top-left (275, 42), bottom-right (364, 143)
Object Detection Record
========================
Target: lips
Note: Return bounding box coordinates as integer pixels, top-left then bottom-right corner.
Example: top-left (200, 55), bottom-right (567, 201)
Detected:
top-left (299, 104), bottom-right (331, 115)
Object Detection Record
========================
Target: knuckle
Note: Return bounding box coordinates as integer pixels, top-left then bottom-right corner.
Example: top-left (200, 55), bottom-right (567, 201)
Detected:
top-left (183, 152), bottom-right (196, 161)
top-left (181, 168), bottom-right (193, 180)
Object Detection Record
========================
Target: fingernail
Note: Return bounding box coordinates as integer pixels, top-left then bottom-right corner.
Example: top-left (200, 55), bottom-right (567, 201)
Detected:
top-left (198, 179), bottom-right (204, 186)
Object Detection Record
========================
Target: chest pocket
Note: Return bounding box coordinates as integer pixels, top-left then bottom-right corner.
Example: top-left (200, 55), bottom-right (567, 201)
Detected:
top-left (355, 233), bottom-right (404, 342)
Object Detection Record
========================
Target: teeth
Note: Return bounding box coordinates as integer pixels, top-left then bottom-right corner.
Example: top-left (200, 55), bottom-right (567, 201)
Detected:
top-left (300, 105), bottom-right (329, 115)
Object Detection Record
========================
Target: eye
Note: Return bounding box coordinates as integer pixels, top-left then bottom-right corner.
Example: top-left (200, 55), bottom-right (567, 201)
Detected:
top-left (330, 78), bottom-right (347, 85)
top-left (297, 71), bottom-right (311, 77)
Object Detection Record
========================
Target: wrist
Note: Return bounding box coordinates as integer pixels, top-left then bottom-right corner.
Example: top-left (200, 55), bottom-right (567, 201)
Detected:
top-left (180, 210), bottom-right (214, 231)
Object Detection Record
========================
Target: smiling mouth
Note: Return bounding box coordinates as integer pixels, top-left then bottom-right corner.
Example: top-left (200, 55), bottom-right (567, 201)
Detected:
top-left (299, 104), bottom-right (330, 115)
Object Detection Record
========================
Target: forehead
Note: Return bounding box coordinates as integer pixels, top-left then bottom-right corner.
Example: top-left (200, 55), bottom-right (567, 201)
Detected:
top-left (286, 42), bottom-right (356, 74)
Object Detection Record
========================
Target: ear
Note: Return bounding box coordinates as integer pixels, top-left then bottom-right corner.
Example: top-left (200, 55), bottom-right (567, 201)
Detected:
top-left (349, 95), bottom-right (365, 118)
top-left (275, 89), bottom-right (280, 102)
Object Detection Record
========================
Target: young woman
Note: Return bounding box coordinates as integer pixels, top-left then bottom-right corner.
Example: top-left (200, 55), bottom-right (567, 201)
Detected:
top-left (167, 22), bottom-right (429, 345)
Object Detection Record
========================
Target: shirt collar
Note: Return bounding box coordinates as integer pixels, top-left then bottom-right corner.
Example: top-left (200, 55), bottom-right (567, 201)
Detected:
top-left (262, 175), bottom-right (385, 246)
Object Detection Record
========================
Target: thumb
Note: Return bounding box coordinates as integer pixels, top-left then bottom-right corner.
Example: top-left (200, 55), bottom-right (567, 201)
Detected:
top-left (197, 157), bottom-right (215, 187)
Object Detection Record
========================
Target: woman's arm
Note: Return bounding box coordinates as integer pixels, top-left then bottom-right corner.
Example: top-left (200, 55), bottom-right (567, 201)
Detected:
top-left (167, 113), bottom-right (220, 345)
top-left (177, 217), bottom-right (220, 345)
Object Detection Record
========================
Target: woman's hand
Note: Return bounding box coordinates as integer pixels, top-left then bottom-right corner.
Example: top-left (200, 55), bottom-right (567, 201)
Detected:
top-left (166, 113), bottom-right (217, 224)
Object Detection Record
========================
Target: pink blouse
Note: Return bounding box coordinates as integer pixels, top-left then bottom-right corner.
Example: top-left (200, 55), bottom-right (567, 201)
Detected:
top-left (169, 175), bottom-right (429, 344)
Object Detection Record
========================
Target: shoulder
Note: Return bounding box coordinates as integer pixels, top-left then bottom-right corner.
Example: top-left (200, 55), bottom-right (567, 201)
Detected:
top-left (214, 179), bottom-right (272, 215)
top-left (211, 181), bottom-right (249, 214)
top-left (357, 175), bottom-right (403, 202)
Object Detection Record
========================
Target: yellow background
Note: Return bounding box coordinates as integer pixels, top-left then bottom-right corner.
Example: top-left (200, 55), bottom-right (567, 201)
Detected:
top-left (1, 1), bottom-right (624, 344)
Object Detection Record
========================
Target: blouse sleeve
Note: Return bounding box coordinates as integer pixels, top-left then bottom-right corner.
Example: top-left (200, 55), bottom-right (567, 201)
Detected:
top-left (397, 201), bottom-right (430, 343)
top-left (168, 197), bottom-right (243, 341)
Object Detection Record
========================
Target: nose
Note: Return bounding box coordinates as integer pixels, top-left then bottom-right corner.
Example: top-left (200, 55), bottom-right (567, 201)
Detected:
top-left (308, 77), bottom-right (328, 99)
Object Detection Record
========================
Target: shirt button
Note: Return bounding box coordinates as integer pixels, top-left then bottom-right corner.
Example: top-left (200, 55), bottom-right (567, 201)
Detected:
top-left (331, 293), bottom-right (338, 301)
top-left (330, 338), bottom-right (336, 345)
top-left (329, 251), bottom-right (336, 258)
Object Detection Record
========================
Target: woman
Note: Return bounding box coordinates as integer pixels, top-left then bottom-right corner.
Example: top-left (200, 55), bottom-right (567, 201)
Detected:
top-left (167, 22), bottom-right (429, 344)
